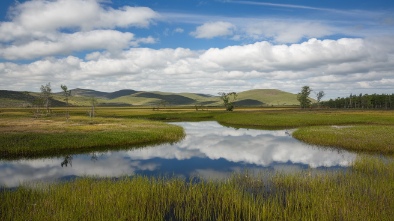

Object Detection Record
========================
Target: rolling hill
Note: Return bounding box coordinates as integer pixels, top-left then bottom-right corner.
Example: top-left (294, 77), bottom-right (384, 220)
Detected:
top-left (0, 88), bottom-right (306, 108)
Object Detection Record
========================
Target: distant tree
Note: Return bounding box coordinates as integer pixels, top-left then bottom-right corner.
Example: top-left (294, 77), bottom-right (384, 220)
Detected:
top-left (315, 91), bottom-right (325, 107)
top-left (32, 96), bottom-right (44, 117)
top-left (297, 86), bottom-right (312, 108)
top-left (61, 84), bottom-right (71, 121)
top-left (90, 96), bottom-right (97, 118)
top-left (218, 92), bottom-right (237, 111)
top-left (40, 82), bottom-right (52, 114)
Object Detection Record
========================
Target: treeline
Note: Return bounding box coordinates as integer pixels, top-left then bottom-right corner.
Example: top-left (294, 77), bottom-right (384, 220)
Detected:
top-left (321, 93), bottom-right (394, 109)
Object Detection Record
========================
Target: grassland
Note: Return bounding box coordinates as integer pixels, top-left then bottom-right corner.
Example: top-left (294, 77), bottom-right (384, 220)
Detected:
top-left (293, 125), bottom-right (394, 155)
top-left (1, 156), bottom-right (393, 221)
top-left (0, 109), bottom-right (185, 160)
top-left (215, 109), bottom-right (394, 129)
top-left (212, 109), bottom-right (394, 155)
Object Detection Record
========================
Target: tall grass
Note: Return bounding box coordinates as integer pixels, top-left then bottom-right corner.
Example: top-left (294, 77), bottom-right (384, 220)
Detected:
top-left (1, 156), bottom-right (392, 220)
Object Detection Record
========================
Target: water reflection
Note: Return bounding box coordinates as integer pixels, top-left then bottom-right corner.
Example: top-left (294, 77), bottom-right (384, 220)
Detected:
top-left (61, 155), bottom-right (73, 167)
top-left (0, 121), bottom-right (357, 187)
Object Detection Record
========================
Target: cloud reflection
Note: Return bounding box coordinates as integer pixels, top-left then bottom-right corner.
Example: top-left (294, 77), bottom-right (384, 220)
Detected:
top-left (0, 122), bottom-right (356, 187)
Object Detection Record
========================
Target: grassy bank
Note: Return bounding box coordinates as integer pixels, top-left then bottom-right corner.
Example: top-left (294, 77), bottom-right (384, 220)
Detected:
top-left (1, 156), bottom-right (393, 221)
top-left (213, 110), bottom-right (394, 154)
top-left (214, 110), bottom-right (394, 129)
top-left (293, 125), bottom-right (394, 155)
top-left (0, 114), bottom-right (184, 160)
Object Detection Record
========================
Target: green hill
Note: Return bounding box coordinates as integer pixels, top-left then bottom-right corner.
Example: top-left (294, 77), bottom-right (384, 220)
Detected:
top-left (0, 90), bottom-right (65, 108)
top-left (236, 89), bottom-right (301, 106)
top-left (0, 88), bottom-right (308, 107)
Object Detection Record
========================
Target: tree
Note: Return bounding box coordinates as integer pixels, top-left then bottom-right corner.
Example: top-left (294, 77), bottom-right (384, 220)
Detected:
top-left (61, 84), bottom-right (71, 121)
top-left (90, 96), bottom-right (97, 118)
top-left (218, 92), bottom-right (237, 111)
top-left (40, 82), bottom-right (52, 114)
top-left (315, 91), bottom-right (325, 108)
top-left (297, 86), bottom-right (312, 109)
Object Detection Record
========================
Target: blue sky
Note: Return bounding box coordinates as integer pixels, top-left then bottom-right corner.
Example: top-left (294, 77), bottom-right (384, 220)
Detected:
top-left (0, 0), bottom-right (393, 99)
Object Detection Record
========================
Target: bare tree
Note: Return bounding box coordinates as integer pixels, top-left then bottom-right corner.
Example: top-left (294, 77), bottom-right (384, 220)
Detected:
top-left (40, 82), bottom-right (52, 114)
top-left (61, 84), bottom-right (71, 121)
top-left (90, 96), bottom-right (97, 118)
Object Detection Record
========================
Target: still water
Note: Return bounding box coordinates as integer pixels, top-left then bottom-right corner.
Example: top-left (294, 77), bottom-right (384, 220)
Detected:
top-left (0, 121), bottom-right (357, 187)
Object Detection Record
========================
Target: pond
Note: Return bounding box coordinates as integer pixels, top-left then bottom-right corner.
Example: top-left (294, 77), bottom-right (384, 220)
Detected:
top-left (0, 121), bottom-right (357, 187)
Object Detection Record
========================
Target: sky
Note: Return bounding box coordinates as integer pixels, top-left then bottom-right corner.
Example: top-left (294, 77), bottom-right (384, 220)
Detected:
top-left (0, 0), bottom-right (393, 99)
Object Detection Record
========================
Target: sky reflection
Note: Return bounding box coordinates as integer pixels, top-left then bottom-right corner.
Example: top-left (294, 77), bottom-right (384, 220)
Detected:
top-left (0, 121), bottom-right (357, 187)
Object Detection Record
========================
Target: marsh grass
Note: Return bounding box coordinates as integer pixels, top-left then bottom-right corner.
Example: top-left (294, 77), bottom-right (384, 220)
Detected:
top-left (215, 110), bottom-right (394, 129)
top-left (0, 115), bottom-right (184, 159)
top-left (1, 156), bottom-right (393, 221)
top-left (293, 125), bottom-right (394, 155)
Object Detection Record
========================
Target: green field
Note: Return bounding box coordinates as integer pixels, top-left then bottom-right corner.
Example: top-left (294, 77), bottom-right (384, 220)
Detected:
top-left (0, 109), bottom-right (185, 159)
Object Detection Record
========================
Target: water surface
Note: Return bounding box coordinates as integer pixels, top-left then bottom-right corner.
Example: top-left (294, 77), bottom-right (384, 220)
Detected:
top-left (0, 121), bottom-right (357, 187)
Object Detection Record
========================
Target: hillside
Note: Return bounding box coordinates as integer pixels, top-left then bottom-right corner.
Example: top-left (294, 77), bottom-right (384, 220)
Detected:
top-left (0, 90), bottom-right (65, 108)
top-left (0, 88), bottom-right (306, 107)
top-left (236, 89), bottom-right (302, 106)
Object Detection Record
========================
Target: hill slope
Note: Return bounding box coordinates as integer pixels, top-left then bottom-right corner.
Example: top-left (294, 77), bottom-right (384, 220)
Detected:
top-left (236, 89), bottom-right (301, 106)
top-left (0, 88), bottom-right (305, 107)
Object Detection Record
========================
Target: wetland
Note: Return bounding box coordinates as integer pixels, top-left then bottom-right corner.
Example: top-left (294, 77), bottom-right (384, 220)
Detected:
top-left (1, 108), bottom-right (393, 220)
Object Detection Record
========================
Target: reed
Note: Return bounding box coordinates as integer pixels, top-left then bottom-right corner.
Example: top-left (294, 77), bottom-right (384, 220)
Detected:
top-left (1, 156), bottom-right (393, 220)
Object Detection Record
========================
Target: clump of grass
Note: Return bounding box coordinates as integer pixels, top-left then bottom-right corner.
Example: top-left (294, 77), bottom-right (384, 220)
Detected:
top-left (1, 156), bottom-right (393, 220)
top-left (0, 116), bottom-right (185, 159)
top-left (293, 125), bottom-right (394, 155)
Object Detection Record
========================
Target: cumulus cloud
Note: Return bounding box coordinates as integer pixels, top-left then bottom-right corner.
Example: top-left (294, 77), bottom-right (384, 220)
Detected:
top-left (0, 0), bottom-right (158, 60)
top-left (1, 30), bottom-right (138, 60)
top-left (4, 0), bottom-right (158, 35)
top-left (191, 21), bottom-right (236, 39)
top-left (1, 37), bottom-right (394, 97)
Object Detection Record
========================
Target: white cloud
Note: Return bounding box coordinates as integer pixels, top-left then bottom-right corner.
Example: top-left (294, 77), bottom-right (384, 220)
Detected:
top-left (3, 0), bottom-right (158, 36)
top-left (0, 0), bottom-right (158, 60)
top-left (174, 28), bottom-right (184, 33)
top-left (1, 37), bottom-right (394, 98)
top-left (191, 21), bottom-right (236, 39)
top-left (1, 30), bottom-right (137, 60)
top-left (243, 20), bottom-right (334, 43)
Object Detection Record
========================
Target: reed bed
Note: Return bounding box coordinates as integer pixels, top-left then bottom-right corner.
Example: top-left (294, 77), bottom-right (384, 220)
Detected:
top-left (293, 125), bottom-right (394, 155)
top-left (1, 156), bottom-right (393, 221)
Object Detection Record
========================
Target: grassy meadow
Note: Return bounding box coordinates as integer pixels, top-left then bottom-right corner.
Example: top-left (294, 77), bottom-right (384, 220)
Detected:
top-left (0, 108), bottom-right (185, 159)
top-left (1, 106), bottom-right (393, 220)
top-left (293, 125), bottom-right (394, 155)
